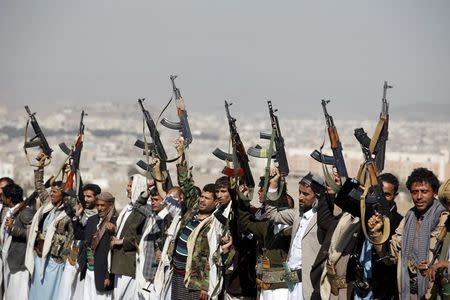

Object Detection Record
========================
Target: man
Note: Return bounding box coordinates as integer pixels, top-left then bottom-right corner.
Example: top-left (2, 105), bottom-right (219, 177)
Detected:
top-left (213, 176), bottom-right (257, 300)
top-left (135, 158), bottom-right (181, 300)
top-left (236, 176), bottom-right (292, 299)
top-left (0, 177), bottom-right (14, 224)
top-left (74, 183), bottom-right (102, 227)
top-left (170, 183), bottom-right (218, 300)
top-left (369, 167), bottom-right (448, 299)
top-left (57, 183), bottom-right (102, 299)
top-left (78, 192), bottom-right (117, 299)
top-left (25, 153), bottom-right (75, 300)
top-left (370, 172), bottom-right (403, 300)
top-left (1, 182), bottom-right (35, 300)
top-left (110, 174), bottom-right (148, 300)
top-left (319, 171), bottom-right (403, 300)
top-left (265, 170), bottom-right (325, 300)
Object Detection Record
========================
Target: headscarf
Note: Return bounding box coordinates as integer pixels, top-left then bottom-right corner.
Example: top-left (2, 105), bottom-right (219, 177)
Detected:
top-left (130, 174), bottom-right (148, 204)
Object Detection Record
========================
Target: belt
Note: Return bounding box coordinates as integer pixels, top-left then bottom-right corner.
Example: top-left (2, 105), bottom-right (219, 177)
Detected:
top-left (260, 268), bottom-right (288, 284)
top-left (283, 269), bottom-right (302, 283)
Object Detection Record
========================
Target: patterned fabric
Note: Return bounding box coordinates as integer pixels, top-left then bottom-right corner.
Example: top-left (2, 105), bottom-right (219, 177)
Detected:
top-left (401, 200), bottom-right (446, 299)
top-left (87, 247), bottom-right (94, 271)
top-left (173, 216), bottom-right (202, 269)
top-left (142, 212), bottom-right (172, 281)
top-left (171, 269), bottom-right (201, 300)
top-left (49, 212), bottom-right (74, 263)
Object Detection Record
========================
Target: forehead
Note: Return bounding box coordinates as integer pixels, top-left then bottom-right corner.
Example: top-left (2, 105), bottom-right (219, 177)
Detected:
top-left (215, 187), bottom-right (229, 192)
top-left (96, 199), bottom-right (109, 205)
top-left (83, 189), bottom-right (95, 195)
top-left (298, 183), bottom-right (313, 193)
top-left (202, 191), bottom-right (215, 198)
top-left (410, 181), bottom-right (433, 191)
top-left (51, 186), bottom-right (62, 191)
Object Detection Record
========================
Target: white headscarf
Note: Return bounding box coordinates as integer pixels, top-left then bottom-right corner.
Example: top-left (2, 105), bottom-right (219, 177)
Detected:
top-left (130, 173), bottom-right (148, 204)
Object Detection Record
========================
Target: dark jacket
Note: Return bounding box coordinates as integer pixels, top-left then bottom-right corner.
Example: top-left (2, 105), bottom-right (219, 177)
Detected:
top-left (79, 214), bottom-right (117, 292)
top-left (237, 199), bottom-right (291, 290)
top-left (7, 206), bottom-right (36, 273)
top-left (371, 206), bottom-right (402, 300)
top-left (110, 208), bottom-right (146, 277)
top-left (334, 189), bottom-right (403, 299)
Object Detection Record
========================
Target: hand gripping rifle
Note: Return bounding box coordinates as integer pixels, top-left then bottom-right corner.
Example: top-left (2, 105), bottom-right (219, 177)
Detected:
top-left (134, 98), bottom-right (173, 189)
top-left (160, 75), bottom-right (193, 146)
top-left (354, 81), bottom-right (392, 173)
top-left (24, 106), bottom-right (53, 167)
top-left (357, 145), bottom-right (391, 245)
top-left (310, 100), bottom-right (348, 191)
top-left (213, 101), bottom-right (255, 191)
top-left (58, 110), bottom-right (87, 201)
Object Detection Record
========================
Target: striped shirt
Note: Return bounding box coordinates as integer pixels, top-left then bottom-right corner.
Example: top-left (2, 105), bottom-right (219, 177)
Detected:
top-left (173, 215), bottom-right (201, 270)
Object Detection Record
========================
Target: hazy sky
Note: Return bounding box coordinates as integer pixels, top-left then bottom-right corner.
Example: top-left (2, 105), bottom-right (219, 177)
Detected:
top-left (1, 0), bottom-right (449, 118)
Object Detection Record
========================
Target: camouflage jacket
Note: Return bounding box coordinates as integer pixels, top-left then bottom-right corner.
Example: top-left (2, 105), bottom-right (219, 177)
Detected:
top-left (167, 161), bottom-right (212, 291)
top-left (34, 168), bottom-right (75, 263)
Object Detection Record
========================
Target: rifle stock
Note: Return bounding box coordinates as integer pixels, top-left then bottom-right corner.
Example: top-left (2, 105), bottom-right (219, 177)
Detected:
top-left (160, 75), bottom-right (193, 146)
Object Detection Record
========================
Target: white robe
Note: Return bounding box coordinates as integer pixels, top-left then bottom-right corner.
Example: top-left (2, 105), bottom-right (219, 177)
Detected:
top-left (83, 269), bottom-right (111, 300)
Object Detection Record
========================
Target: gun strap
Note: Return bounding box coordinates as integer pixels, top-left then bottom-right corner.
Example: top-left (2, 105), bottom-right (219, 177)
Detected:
top-left (369, 115), bottom-right (386, 155)
top-left (360, 173), bottom-right (390, 245)
top-left (24, 119), bottom-right (51, 168)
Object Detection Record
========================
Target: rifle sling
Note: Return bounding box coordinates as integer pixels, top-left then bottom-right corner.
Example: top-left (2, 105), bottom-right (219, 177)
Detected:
top-left (360, 175), bottom-right (390, 245)
top-left (369, 115), bottom-right (386, 155)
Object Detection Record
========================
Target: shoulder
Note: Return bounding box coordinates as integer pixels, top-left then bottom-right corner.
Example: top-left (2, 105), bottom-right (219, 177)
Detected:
top-left (86, 214), bottom-right (99, 225)
top-left (19, 206), bottom-right (36, 223)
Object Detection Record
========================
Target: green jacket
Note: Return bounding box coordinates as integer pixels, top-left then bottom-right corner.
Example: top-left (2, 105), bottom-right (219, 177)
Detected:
top-left (167, 162), bottom-right (212, 291)
top-left (110, 208), bottom-right (146, 277)
top-left (237, 199), bottom-right (292, 289)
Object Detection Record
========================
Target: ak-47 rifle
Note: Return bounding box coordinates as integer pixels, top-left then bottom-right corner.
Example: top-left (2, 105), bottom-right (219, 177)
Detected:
top-left (311, 99), bottom-right (348, 179)
top-left (59, 110), bottom-right (87, 201)
top-left (24, 106), bottom-right (53, 165)
top-left (354, 81), bottom-right (392, 173)
top-left (350, 144), bottom-right (391, 245)
top-left (247, 101), bottom-right (289, 177)
top-left (213, 101), bottom-right (255, 189)
top-left (160, 75), bottom-right (193, 146)
top-left (135, 98), bottom-right (173, 189)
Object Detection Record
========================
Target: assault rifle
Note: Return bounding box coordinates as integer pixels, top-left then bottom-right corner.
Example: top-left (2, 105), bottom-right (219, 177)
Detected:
top-left (247, 101), bottom-right (289, 177)
top-left (354, 81), bottom-right (392, 173)
top-left (59, 110), bottom-right (87, 201)
top-left (360, 146), bottom-right (390, 217)
top-left (24, 106), bottom-right (53, 160)
top-left (160, 75), bottom-right (193, 146)
top-left (135, 98), bottom-right (173, 189)
top-left (213, 101), bottom-right (255, 189)
top-left (310, 99), bottom-right (348, 178)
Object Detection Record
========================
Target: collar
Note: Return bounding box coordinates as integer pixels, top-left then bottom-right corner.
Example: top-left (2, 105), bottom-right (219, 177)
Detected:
top-left (302, 208), bottom-right (315, 220)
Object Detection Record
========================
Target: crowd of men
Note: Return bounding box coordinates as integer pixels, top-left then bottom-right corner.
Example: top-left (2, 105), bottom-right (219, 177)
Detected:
top-left (1, 134), bottom-right (450, 300)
